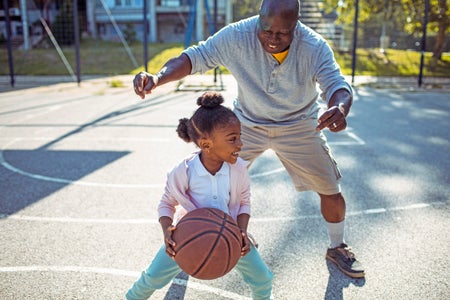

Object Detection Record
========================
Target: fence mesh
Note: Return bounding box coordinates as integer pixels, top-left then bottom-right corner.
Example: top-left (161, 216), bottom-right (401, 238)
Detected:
top-left (0, 0), bottom-right (449, 88)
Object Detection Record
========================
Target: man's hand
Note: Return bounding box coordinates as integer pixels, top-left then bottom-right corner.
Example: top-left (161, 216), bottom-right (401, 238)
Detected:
top-left (133, 54), bottom-right (192, 99)
top-left (316, 89), bottom-right (352, 132)
top-left (316, 103), bottom-right (347, 132)
top-left (133, 71), bottom-right (158, 99)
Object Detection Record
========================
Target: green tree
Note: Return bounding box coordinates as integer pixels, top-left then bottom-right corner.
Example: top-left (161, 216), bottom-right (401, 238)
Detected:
top-left (232, 0), bottom-right (261, 21)
top-left (124, 23), bottom-right (138, 44)
top-left (51, 0), bottom-right (75, 46)
top-left (430, 0), bottom-right (448, 59)
top-left (323, 0), bottom-right (449, 59)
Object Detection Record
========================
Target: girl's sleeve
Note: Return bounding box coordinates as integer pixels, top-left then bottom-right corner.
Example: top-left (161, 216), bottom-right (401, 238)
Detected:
top-left (237, 161), bottom-right (251, 216)
top-left (157, 159), bottom-right (192, 219)
top-left (157, 169), bottom-right (179, 220)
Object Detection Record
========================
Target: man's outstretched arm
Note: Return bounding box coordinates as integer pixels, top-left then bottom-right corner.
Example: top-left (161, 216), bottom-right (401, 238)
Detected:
top-left (133, 53), bottom-right (192, 99)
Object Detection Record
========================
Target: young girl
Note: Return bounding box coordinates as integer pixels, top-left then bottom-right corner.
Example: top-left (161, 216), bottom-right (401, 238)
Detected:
top-left (126, 92), bottom-right (273, 300)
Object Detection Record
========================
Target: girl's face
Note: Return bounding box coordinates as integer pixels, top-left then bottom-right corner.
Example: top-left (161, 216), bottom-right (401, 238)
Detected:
top-left (201, 119), bottom-right (242, 174)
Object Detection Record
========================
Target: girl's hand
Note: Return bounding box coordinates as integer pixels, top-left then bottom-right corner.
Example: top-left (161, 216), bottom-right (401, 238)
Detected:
top-left (240, 231), bottom-right (251, 256)
top-left (163, 225), bottom-right (177, 258)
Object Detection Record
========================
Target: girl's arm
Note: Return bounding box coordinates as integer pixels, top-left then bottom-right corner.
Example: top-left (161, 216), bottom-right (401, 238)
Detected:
top-left (159, 216), bottom-right (176, 257)
top-left (237, 213), bottom-right (251, 256)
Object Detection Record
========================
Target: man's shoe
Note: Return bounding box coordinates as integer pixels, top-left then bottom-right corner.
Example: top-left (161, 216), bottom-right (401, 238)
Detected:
top-left (326, 243), bottom-right (365, 278)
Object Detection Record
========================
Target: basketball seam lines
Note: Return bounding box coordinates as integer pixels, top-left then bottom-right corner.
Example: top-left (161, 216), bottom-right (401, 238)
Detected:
top-left (192, 214), bottom-right (227, 277)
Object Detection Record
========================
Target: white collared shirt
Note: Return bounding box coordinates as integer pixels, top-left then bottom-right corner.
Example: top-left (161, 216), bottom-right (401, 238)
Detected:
top-left (186, 154), bottom-right (231, 215)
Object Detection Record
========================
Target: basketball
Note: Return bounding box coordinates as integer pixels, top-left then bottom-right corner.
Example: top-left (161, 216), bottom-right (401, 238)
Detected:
top-left (172, 207), bottom-right (243, 280)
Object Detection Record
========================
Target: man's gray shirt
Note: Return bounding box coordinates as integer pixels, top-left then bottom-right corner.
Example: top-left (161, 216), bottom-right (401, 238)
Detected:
top-left (183, 16), bottom-right (352, 126)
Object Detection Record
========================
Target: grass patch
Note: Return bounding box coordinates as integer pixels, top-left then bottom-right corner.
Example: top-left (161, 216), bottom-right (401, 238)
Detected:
top-left (109, 78), bottom-right (126, 88)
top-left (336, 48), bottom-right (450, 77)
top-left (0, 39), bottom-right (180, 76)
top-left (1, 39), bottom-right (449, 78)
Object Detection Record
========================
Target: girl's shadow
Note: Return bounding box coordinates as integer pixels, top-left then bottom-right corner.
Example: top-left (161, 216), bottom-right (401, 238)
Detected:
top-left (164, 271), bottom-right (189, 300)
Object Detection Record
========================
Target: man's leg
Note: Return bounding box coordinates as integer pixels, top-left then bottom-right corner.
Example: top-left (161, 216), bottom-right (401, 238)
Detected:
top-left (268, 120), bottom-right (364, 278)
top-left (320, 193), bottom-right (365, 278)
top-left (239, 124), bottom-right (269, 165)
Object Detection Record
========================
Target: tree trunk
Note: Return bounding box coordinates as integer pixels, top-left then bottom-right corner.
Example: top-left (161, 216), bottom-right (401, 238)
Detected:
top-left (432, 0), bottom-right (448, 60)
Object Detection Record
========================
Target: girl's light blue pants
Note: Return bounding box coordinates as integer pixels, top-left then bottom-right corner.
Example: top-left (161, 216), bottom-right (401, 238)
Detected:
top-left (126, 245), bottom-right (273, 300)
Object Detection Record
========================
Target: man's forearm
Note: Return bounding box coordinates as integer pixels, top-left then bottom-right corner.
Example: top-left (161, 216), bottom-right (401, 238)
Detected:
top-left (329, 88), bottom-right (353, 117)
top-left (156, 53), bottom-right (192, 86)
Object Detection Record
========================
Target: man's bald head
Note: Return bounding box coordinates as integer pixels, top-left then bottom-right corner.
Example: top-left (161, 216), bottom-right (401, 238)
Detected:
top-left (257, 0), bottom-right (299, 54)
top-left (259, 0), bottom-right (300, 19)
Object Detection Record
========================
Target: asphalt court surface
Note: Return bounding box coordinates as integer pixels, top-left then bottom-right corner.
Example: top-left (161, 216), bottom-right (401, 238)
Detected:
top-left (0, 75), bottom-right (449, 299)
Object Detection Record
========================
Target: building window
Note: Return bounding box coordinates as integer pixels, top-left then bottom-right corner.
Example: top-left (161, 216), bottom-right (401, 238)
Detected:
top-left (161, 0), bottom-right (180, 7)
top-left (115, 0), bottom-right (135, 6)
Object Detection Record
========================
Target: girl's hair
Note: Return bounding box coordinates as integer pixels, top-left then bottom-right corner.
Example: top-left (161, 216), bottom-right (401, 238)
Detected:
top-left (177, 92), bottom-right (238, 146)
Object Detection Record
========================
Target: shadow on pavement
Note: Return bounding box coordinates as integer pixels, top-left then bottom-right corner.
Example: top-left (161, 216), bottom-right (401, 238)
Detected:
top-left (325, 260), bottom-right (366, 300)
top-left (0, 149), bottom-right (130, 215)
top-left (164, 271), bottom-right (189, 300)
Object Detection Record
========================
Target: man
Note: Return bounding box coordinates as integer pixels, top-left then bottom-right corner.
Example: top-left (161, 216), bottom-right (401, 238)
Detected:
top-left (133, 0), bottom-right (364, 279)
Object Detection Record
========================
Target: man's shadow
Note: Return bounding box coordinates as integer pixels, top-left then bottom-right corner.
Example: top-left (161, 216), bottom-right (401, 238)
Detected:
top-left (325, 260), bottom-right (366, 300)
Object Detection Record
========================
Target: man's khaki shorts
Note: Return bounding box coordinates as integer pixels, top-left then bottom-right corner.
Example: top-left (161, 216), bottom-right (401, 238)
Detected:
top-left (240, 118), bottom-right (342, 195)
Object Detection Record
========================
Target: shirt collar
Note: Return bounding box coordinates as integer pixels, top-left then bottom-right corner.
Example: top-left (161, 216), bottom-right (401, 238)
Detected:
top-left (192, 153), bottom-right (230, 177)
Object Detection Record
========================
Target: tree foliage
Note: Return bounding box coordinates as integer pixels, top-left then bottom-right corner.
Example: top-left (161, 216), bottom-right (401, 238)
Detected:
top-left (322, 0), bottom-right (449, 58)
top-left (51, 0), bottom-right (75, 46)
top-left (232, 0), bottom-right (261, 21)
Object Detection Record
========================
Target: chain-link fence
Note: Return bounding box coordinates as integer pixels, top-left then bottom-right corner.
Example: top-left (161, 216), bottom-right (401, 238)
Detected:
top-left (304, 0), bottom-right (449, 86)
top-left (1, 0), bottom-right (449, 89)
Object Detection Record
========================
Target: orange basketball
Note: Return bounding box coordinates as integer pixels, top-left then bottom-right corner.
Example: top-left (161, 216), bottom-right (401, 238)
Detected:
top-left (172, 207), bottom-right (243, 280)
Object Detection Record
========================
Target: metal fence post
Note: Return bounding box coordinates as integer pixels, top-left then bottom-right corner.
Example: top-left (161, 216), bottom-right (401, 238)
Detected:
top-left (351, 0), bottom-right (359, 86)
top-left (74, 0), bottom-right (81, 85)
top-left (418, 0), bottom-right (430, 88)
top-left (144, 0), bottom-right (148, 72)
top-left (3, 0), bottom-right (15, 87)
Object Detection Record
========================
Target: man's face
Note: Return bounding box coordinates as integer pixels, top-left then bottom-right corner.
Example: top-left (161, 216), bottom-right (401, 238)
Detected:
top-left (257, 13), bottom-right (298, 54)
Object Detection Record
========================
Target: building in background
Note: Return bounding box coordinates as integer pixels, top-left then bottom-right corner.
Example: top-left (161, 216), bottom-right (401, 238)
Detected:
top-left (0, 0), bottom-right (232, 48)
top-left (1, 1), bottom-right (348, 51)
top-left (90, 0), bottom-right (231, 43)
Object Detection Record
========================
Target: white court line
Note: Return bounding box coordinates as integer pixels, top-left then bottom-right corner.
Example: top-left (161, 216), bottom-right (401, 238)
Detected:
top-left (0, 131), bottom-right (366, 188)
top-left (250, 168), bottom-right (285, 178)
top-left (0, 137), bottom-right (172, 142)
top-left (0, 145), bottom-right (277, 188)
top-left (1, 201), bottom-right (446, 224)
top-left (325, 130), bottom-right (366, 146)
top-left (347, 131), bottom-right (366, 145)
top-left (0, 214), bottom-right (159, 224)
top-left (0, 265), bottom-right (251, 300)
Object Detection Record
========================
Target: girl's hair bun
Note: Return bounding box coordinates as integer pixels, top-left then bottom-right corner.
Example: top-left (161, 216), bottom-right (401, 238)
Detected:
top-left (196, 92), bottom-right (224, 108)
top-left (176, 117), bottom-right (191, 143)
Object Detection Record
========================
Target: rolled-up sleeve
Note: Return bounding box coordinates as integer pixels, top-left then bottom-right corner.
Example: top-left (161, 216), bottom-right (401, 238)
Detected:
top-left (315, 41), bottom-right (353, 104)
top-left (183, 25), bottom-right (235, 75)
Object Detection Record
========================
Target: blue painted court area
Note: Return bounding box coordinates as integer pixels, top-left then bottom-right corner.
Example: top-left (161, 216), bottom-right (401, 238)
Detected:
top-left (0, 75), bottom-right (449, 299)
